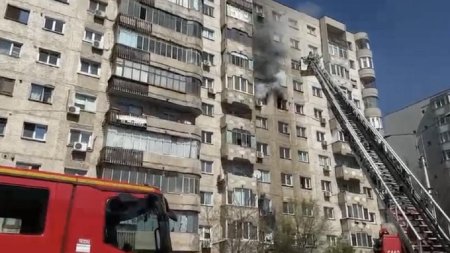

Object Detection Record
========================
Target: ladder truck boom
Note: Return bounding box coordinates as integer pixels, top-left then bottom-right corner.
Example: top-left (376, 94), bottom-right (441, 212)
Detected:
top-left (303, 53), bottom-right (450, 252)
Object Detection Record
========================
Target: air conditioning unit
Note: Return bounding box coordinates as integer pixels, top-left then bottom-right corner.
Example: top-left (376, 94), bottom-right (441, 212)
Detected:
top-left (320, 118), bottom-right (327, 126)
top-left (67, 105), bottom-right (80, 115)
top-left (94, 10), bottom-right (106, 18)
top-left (73, 142), bottom-right (88, 152)
top-left (323, 191), bottom-right (332, 197)
top-left (256, 151), bottom-right (264, 159)
top-left (92, 40), bottom-right (103, 49)
top-left (207, 87), bottom-right (214, 94)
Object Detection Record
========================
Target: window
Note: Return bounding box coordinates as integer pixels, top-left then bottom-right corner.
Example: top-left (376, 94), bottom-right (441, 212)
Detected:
top-left (88, 0), bottom-right (107, 12)
top-left (201, 103), bottom-right (214, 116)
top-left (433, 95), bottom-right (449, 109)
top-left (169, 211), bottom-right (198, 233)
top-left (283, 202), bottom-right (294, 215)
top-left (290, 39), bottom-right (300, 49)
top-left (202, 27), bottom-right (214, 40)
top-left (347, 41), bottom-right (353, 51)
top-left (199, 226), bottom-right (211, 240)
top-left (277, 98), bottom-right (288, 110)
top-left (0, 184), bottom-right (49, 234)
top-left (349, 60), bottom-right (355, 69)
top-left (83, 29), bottom-right (103, 43)
top-left (321, 180), bottom-right (331, 192)
top-left (0, 38), bottom-right (22, 57)
top-left (254, 4), bottom-right (263, 15)
top-left (80, 59), bottom-right (100, 76)
top-left (359, 57), bottom-right (374, 69)
top-left (43, 17), bottom-right (65, 34)
top-left (298, 151), bottom-right (309, 163)
top-left (227, 76), bottom-right (253, 94)
top-left (0, 118), bottom-right (6, 136)
top-left (256, 116), bottom-right (268, 129)
top-left (201, 160), bottom-right (213, 174)
top-left (330, 64), bottom-right (350, 79)
top-left (202, 77), bottom-right (214, 88)
top-left (293, 80), bottom-right (303, 92)
top-left (29, 84), bottom-right (53, 104)
top-left (228, 188), bottom-right (256, 207)
top-left (281, 173), bottom-right (293, 186)
top-left (200, 191), bottom-right (213, 206)
top-left (202, 52), bottom-right (214, 65)
top-left (257, 142), bottom-right (269, 156)
top-left (69, 129), bottom-right (92, 147)
top-left (0, 76), bottom-right (14, 96)
top-left (203, 4), bottom-right (214, 17)
top-left (363, 187), bottom-right (373, 199)
top-left (356, 39), bottom-right (370, 50)
top-left (328, 44), bottom-right (348, 59)
top-left (316, 131), bottom-right (325, 142)
top-left (202, 131), bottom-right (213, 144)
top-left (443, 149), bottom-right (450, 161)
top-left (258, 170), bottom-right (271, 183)
top-left (288, 18), bottom-right (298, 29)
top-left (272, 11), bottom-right (281, 21)
top-left (440, 131), bottom-right (450, 144)
top-left (370, 213), bottom-right (376, 223)
top-left (324, 207), bottom-right (335, 219)
top-left (302, 205), bottom-right (313, 217)
top-left (354, 99), bottom-right (361, 109)
top-left (336, 130), bottom-right (347, 142)
top-left (74, 93), bottom-right (96, 112)
top-left (312, 86), bottom-right (322, 97)
top-left (292, 104), bottom-right (304, 115)
top-left (278, 121), bottom-right (290, 135)
top-left (327, 235), bottom-right (338, 246)
top-left (224, 28), bottom-right (252, 47)
top-left (314, 108), bottom-right (323, 119)
top-left (306, 25), bottom-right (316, 36)
top-left (319, 155), bottom-right (330, 166)
top-left (273, 33), bottom-right (281, 42)
top-left (227, 221), bottom-right (257, 240)
top-left (228, 52), bottom-right (253, 70)
top-left (16, 162), bottom-right (41, 170)
top-left (38, 49), bottom-right (60, 66)
top-left (300, 176), bottom-right (312, 189)
top-left (22, 122), bottom-right (47, 141)
top-left (5, 5), bottom-right (29, 24)
top-left (308, 45), bottom-right (318, 54)
top-left (351, 233), bottom-right (373, 248)
top-left (291, 60), bottom-right (301, 70)
top-left (226, 4), bottom-right (252, 23)
top-left (296, 126), bottom-right (307, 138)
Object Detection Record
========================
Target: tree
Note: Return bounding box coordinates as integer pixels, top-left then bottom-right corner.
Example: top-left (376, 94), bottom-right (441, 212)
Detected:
top-left (324, 238), bottom-right (355, 253)
top-left (271, 199), bottom-right (342, 253)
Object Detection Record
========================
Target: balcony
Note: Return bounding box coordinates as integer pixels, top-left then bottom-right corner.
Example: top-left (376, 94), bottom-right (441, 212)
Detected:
top-left (146, 115), bottom-right (201, 140)
top-left (338, 191), bottom-right (369, 205)
top-left (116, 14), bottom-right (152, 35)
top-left (329, 118), bottom-right (339, 130)
top-left (227, 0), bottom-right (253, 13)
top-left (340, 219), bottom-right (373, 233)
top-left (225, 16), bottom-right (253, 37)
top-left (332, 141), bottom-right (353, 155)
top-left (100, 147), bottom-right (143, 167)
top-left (220, 115), bottom-right (254, 135)
top-left (358, 68), bottom-right (376, 82)
top-left (221, 88), bottom-right (255, 111)
top-left (335, 165), bottom-right (364, 181)
top-left (113, 44), bottom-right (151, 66)
top-left (107, 76), bottom-right (202, 115)
top-left (221, 143), bottom-right (256, 164)
top-left (201, 239), bottom-right (212, 249)
top-left (106, 109), bottom-right (147, 129)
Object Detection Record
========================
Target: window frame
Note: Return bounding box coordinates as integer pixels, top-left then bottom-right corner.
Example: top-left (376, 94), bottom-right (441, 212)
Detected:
top-left (74, 93), bottom-right (97, 112)
top-left (202, 131), bottom-right (213, 144)
top-left (43, 16), bottom-right (65, 34)
top-left (281, 173), bottom-right (293, 186)
top-left (4, 5), bottom-right (30, 25)
top-left (0, 38), bottom-right (22, 58)
top-left (279, 147), bottom-right (291, 160)
top-left (22, 122), bottom-right (48, 142)
top-left (29, 83), bottom-right (53, 104)
top-left (37, 49), bottom-right (61, 67)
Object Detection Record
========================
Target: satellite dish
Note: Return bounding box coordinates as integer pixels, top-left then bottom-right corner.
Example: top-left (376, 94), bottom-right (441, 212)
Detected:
top-left (254, 170), bottom-right (262, 179)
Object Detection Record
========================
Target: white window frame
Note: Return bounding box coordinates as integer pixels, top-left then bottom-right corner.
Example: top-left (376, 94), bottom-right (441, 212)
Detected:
top-left (202, 77), bottom-right (214, 88)
top-left (202, 27), bottom-right (214, 40)
top-left (290, 38), bottom-right (300, 49)
top-left (88, 0), bottom-right (107, 12)
top-left (83, 28), bottom-right (103, 44)
top-left (295, 104), bottom-right (304, 114)
top-left (29, 83), bottom-right (53, 104)
top-left (296, 126), bottom-right (307, 138)
top-left (300, 176), bottom-right (312, 190)
top-left (257, 142), bottom-right (269, 156)
top-left (298, 151), bottom-right (309, 163)
top-left (279, 147), bottom-right (290, 159)
top-left (282, 201), bottom-right (294, 215)
top-left (22, 122), bottom-right (48, 141)
top-left (69, 129), bottom-right (93, 146)
top-left (258, 170), bottom-right (271, 183)
top-left (278, 121), bottom-right (290, 135)
top-left (38, 49), bottom-right (60, 66)
top-left (200, 191), bottom-right (213, 206)
top-left (201, 160), bottom-right (213, 174)
top-left (74, 93), bottom-right (97, 112)
top-left (321, 180), bottom-right (332, 192)
top-left (202, 131), bottom-right (213, 144)
top-left (256, 116), bottom-right (268, 129)
top-left (202, 103), bottom-right (214, 116)
top-left (43, 16), bottom-right (65, 34)
top-left (319, 155), bottom-right (330, 166)
top-left (316, 131), bottom-right (325, 142)
top-left (0, 38), bottom-right (22, 57)
top-left (312, 86), bottom-right (322, 97)
top-left (293, 80), bottom-right (303, 92)
top-left (281, 173), bottom-right (293, 186)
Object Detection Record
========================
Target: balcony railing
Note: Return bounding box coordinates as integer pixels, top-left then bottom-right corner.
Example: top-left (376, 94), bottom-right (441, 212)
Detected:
top-left (117, 14), bottom-right (152, 35)
top-left (227, 0), bottom-right (253, 13)
top-left (200, 239), bottom-right (212, 249)
top-left (106, 109), bottom-right (147, 128)
top-left (117, 230), bottom-right (136, 249)
top-left (100, 147), bottom-right (143, 167)
top-left (108, 77), bottom-right (149, 97)
top-left (137, 0), bottom-right (155, 7)
top-left (114, 44), bottom-right (151, 65)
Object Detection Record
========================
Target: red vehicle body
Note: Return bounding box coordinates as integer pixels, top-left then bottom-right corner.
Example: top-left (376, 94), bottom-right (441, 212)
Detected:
top-left (382, 235), bottom-right (402, 253)
top-left (0, 166), bottom-right (173, 253)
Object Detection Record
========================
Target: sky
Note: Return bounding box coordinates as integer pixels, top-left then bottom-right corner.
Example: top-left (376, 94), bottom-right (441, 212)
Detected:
top-left (278, 0), bottom-right (450, 114)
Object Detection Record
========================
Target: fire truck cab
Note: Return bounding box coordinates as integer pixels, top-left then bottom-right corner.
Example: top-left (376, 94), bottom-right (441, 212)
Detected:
top-left (0, 166), bottom-right (174, 253)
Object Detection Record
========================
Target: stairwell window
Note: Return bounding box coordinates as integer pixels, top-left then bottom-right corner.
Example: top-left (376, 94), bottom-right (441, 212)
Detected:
top-left (293, 80), bottom-right (303, 92)
top-left (278, 121), bottom-right (290, 135)
top-left (29, 84), bottom-right (53, 104)
top-left (200, 191), bottom-right (213, 206)
top-left (43, 17), bottom-right (65, 34)
top-left (324, 207), bottom-right (335, 219)
top-left (298, 151), bottom-right (309, 163)
top-left (281, 173), bottom-right (293, 186)
top-left (80, 59), bottom-right (100, 76)
top-left (202, 131), bottom-right (213, 144)
top-left (296, 126), bottom-right (307, 138)
top-left (74, 93), bottom-right (96, 112)
top-left (203, 4), bottom-right (214, 17)
top-left (201, 103), bottom-right (214, 116)
top-left (321, 180), bottom-right (331, 192)
top-left (5, 5), bottom-right (30, 25)
top-left (279, 147), bottom-right (291, 160)
top-left (202, 27), bottom-right (214, 40)
top-left (282, 202), bottom-right (294, 215)
top-left (38, 49), bottom-right (60, 67)
top-left (312, 86), bottom-right (322, 97)
top-left (0, 38), bottom-right (22, 57)
top-left (300, 176), bottom-right (312, 189)
top-left (22, 122), bottom-right (47, 142)
top-left (316, 131), bottom-right (325, 142)
top-left (201, 160), bottom-right (213, 174)
top-left (0, 118), bottom-right (6, 136)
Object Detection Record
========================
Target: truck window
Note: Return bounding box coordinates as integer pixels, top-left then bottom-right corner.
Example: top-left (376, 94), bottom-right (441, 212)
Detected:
top-left (0, 184), bottom-right (49, 234)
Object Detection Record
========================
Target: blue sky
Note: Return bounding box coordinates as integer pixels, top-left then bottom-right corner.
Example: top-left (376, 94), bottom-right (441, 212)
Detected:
top-left (279, 0), bottom-right (450, 114)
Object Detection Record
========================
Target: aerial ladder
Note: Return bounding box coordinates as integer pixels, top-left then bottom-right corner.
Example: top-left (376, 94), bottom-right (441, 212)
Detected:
top-left (303, 53), bottom-right (450, 252)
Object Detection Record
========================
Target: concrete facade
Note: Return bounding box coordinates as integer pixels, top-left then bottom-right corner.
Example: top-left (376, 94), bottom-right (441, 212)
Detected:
top-left (384, 89), bottom-right (450, 224)
top-left (0, 0), bottom-right (385, 252)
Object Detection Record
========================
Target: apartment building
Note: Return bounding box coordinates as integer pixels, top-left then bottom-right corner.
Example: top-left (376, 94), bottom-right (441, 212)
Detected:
top-left (384, 89), bottom-right (450, 227)
top-left (0, 0), bottom-right (384, 252)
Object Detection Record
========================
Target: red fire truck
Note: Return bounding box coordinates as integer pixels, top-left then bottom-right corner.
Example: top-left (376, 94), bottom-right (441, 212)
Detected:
top-left (0, 166), bottom-right (175, 253)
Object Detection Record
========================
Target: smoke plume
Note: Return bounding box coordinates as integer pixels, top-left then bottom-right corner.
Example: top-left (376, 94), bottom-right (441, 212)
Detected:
top-left (253, 21), bottom-right (287, 100)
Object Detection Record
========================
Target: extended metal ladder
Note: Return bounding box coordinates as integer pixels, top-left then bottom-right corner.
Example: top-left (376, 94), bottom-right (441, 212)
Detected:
top-left (303, 54), bottom-right (450, 252)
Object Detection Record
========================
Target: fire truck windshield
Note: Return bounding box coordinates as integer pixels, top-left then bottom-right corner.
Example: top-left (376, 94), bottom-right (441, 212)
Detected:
top-left (105, 193), bottom-right (174, 253)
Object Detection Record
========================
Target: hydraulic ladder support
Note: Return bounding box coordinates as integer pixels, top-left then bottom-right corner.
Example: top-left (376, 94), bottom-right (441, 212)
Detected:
top-left (303, 53), bottom-right (450, 252)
